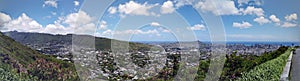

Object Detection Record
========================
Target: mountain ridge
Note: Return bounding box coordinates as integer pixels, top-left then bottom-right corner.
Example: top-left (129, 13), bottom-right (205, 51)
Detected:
top-left (4, 31), bottom-right (150, 51)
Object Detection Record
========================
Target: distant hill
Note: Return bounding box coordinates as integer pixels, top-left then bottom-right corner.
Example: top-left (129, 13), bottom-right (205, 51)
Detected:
top-left (4, 31), bottom-right (150, 50)
top-left (0, 32), bottom-right (79, 80)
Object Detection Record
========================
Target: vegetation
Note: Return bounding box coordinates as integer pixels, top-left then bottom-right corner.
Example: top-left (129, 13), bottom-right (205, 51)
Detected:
top-left (0, 68), bottom-right (37, 81)
top-left (220, 46), bottom-right (289, 80)
top-left (236, 48), bottom-right (291, 81)
top-left (1, 31), bottom-right (295, 80)
top-left (0, 32), bottom-right (79, 81)
top-left (4, 31), bottom-right (150, 50)
top-left (95, 46), bottom-right (290, 81)
top-left (194, 60), bottom-right (210, 81)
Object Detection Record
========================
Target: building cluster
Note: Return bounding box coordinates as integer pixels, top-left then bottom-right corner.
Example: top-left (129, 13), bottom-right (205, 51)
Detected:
top-left (22, 41), bottom-right (282, 80)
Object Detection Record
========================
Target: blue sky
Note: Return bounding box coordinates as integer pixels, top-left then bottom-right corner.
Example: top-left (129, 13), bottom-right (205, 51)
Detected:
top-left (0, 0), bottom-right (299, 42)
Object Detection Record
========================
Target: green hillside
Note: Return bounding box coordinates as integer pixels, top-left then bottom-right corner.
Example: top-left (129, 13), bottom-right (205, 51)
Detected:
top-left (4, 31), bottom-right (150, 50)
top-left (0, 32), bottom-right (79, 81)
top-left (236, 48), bottom-right (291, 81)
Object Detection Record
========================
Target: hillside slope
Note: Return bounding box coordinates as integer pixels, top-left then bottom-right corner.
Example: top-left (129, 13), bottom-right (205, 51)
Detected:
top-left (4, 31), bottom-right (150, 50)
top-left (0, 32), bottom-right (79, 81)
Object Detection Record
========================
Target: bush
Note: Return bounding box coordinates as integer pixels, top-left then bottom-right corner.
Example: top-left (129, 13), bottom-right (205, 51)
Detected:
top-left (236, 49), bottom-right (291, 81)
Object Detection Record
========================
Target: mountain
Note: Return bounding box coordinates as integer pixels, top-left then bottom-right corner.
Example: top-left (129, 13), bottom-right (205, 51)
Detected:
top-left (0, 32), bottom-right (79, 80)
top-left (4, 31), bottom-right (150, 51)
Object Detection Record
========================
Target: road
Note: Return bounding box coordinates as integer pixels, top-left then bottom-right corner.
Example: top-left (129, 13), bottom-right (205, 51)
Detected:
top-left (291, 49), bottom-right (300, 81)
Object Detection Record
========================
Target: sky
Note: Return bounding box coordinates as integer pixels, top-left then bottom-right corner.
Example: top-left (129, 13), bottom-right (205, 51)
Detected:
top-left (0, 0), bottom-right (299, 42)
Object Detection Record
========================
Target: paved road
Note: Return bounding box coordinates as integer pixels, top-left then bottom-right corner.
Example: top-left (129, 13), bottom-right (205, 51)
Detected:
top-left (291, 49), bottom-right (300, 81)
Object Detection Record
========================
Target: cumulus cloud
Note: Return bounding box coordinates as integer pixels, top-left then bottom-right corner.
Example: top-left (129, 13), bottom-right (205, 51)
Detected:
top-left (64, 11), bottom-right (93, 27)
top-left (175, 0), bottom-right (265, 16)
top-left (150, 22), bottom-right (160, 27)
top-left (240, 6), bottom-right (264, 16)
top-left (233, 21), bottom-right (252, 29)
top-left (51, 12), bottom-right (57, 16)
top-left (237, 0), bottom-right (249, 5)
top-left (63, 11), bottom-right (96, 34)
top-left (3, 13), bottom-right (44, 32)
top-left (0, 12), bottom-right (11, 27)
top-left (161, 1), bottom-right (175, 14)
top-left (116, 1), bottom-right (158, 16)
top-left (285, 13), bottom-right (298, 21)
top-left (108, 7), bottom-right (117, 14)
top-left (173, 0), bottom-right (194, 8)
top-left (43, 0), bottom-right (57, 8)
top-left (269, 15), bottom-right (280, 25)
top-left (194, 0), bottom-right (240, 15)
top-left (162, 29), bottom-right (170, 33)
top-left (124, 29), bottom-right (159, 35)
top-left (1, 11), bottom-right (96, 35)
top-left (237, 0), bottom-right (263, 6)
top-left (101, 29), bottom-right (113, 36)
top-left (281, 22), bottom-right (297, 28)
top-left (188, 24), bottom-right (206, 31)
top-left (253, 16), bottom-right (270, 25)
top-left (44, 23), bottom-right (71, 34)
top-left (99, 20), bottom-right (107, 30)
top-left (74, 1), bottom-right (80, 6)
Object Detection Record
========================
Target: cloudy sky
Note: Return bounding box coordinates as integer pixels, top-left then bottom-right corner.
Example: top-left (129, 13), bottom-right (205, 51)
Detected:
top-left (0, 0), bottom-right (299, 42)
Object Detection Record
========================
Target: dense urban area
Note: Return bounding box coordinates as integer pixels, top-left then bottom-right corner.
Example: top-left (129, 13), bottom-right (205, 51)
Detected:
top-left (0, 31), bottom-right (298, 81)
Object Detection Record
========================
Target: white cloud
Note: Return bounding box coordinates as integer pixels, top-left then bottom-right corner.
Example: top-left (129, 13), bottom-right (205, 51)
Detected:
top-left (108, 7), bottom-right (117, 14)
top-left (1, 11), bottom-right (96, 35)
top-left (269, 15), bottom-right (280, 25)
top-left (162, 29), bottom-right (170, 33)
top-left (119, 29), bottom-right (159, 35)
top-left (99, 20), bottom-right (107, 30)
top-left (102, 29), bottom-right (160, 37)
top-left (44, 23), bottom-right (70, 34)
top-left (161, 1), bottom-right (175, 14)
top-left (0, 12), bottom-right (11, 27)
top-left (162, 30), bottom-right (171, 33)
top-left (150, 22), bottom-right (160, 27)
top-left (64, 11), bottom-right (93, 27)
top-left (3, 13), bottom-right (44, 32)
top-left (74, 1), bottom-right (80, 6)
top-left (75, 23), bottom-right (96, 34)
top-left (237, 0), bottom-right (263, 6)
top-left (253, 16), bottom-right (270, 25)
top-left (194, 0), bottom-right (240, 15)
top-left (1, 13), bottom-right (71, 34)
top-left (173, 0), bottom-right (195, 8)
top-left (117, 1), bottom-right (158, 16)
top-left (281, 22), bottom-right (297, 28)
top-left (102, 29), bottom-right (113, 36)
top-left (285, 13), bottom-right (298, 21)
top-left (241, 6), bottom-right (264, 16)
top-left (233, 21), bottom-right (252, 29)
top-left (51, 12), bottom-right (57, 16)
top-left (43, 0), bottom-right (57, 8)
top-left (237, 0), bottom-right (249, 5)
top-left (188, 24), bottom-right (206, 31)
top-left (63, 11), bottom-right (95, 34)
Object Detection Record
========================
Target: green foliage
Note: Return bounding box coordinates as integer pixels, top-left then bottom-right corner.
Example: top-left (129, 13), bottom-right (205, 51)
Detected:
top-left (220, 46), bottom-right (289, 80)
top-left (194, 60), bottom-right (210, 81)
top-left (236, 49), bottom-right (291, 81)
top-left (0, 32), bottom-right (79, 81)
top-left (0, 68), bottom-right (26, 81)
